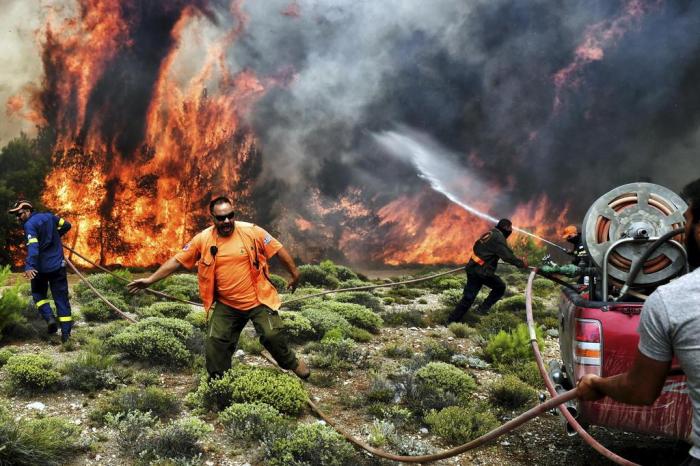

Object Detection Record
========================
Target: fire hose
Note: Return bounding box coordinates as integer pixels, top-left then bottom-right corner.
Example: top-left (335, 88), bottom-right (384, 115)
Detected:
top-left (62, 245), bottom-right (633, 464)
top-left (525, 269), bottom-right (638, 466)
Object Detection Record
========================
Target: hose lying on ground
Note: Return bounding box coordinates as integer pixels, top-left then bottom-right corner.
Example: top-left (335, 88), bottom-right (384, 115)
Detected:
top-left (524, 269), bottom-right (638, 466)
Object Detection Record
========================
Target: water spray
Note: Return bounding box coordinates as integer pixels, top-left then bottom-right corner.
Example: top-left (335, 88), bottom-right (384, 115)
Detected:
top-left (373, 128), bottom-right (570, 253)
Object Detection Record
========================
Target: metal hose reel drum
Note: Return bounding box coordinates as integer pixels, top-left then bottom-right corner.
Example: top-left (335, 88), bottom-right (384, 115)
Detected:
top-left (581, 183), bottom-right (687, 291)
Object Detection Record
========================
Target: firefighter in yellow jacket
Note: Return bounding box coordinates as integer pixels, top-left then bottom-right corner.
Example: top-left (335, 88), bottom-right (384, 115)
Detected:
top-left (127, 196), bottom-right (309, 380)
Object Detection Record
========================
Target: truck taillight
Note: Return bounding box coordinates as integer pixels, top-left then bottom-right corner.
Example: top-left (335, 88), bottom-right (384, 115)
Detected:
top-left (574, 319), bottom-right (602, 369)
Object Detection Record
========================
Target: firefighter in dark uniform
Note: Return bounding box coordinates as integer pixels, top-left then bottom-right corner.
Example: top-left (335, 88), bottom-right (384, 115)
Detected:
top-left (447, 219), bottom-right (528, 323)
top-left (9, 200), bottom-right (74, 342)
top-left (561, 225), bottom-right (588, 267)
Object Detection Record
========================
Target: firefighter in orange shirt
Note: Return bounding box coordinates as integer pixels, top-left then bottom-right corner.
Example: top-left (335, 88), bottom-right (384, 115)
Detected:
top-left (127, 196), bottom-right (309, 380)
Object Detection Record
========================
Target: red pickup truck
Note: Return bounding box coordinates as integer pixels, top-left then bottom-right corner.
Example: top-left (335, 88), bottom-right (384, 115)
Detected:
top-left (549, 182), bottom-right (692, 439)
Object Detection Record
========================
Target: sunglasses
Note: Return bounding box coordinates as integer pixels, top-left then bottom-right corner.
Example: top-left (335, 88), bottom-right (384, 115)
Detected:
top-left (213, 211), bottom-right (235, 222)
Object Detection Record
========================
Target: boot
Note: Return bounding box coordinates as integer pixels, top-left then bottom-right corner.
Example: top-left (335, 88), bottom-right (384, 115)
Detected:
top-left (61, 333), bottom-right (70, 344)
top-left (47, 315), bottom-right (58, 335)
top-left (292, 358), bottom-right (310, 380)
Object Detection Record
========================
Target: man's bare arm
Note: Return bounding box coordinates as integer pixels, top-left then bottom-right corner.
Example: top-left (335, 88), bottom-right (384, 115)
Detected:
top-left (275, 247), bottom-right (300, 291)
top-left (127, 257), bottom-right (182, 293)
top-left (578, 350), bottom-right (671, 405)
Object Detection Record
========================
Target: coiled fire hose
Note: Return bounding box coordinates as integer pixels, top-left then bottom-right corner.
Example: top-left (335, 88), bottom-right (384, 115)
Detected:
top-left (63, 247), bottom-right (630, 463)
top-left (525, 269), bottom-right (638, 466)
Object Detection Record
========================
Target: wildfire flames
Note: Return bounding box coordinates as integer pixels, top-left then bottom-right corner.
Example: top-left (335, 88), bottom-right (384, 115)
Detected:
top-left (16, 0), bottom-right (575, 267)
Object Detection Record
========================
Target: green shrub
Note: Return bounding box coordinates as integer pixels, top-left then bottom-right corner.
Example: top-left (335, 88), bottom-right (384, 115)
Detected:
top-left (448, 322), bottom-right (475, 338)
top-left (333, 291), bottom-right (384, 312)
top-left (386, 286), bottom-right (423, 300)
top-left (306, 333), bottom-right (367, 371)
top-left (304, 301), bottom-right (382, 333)
top-left (3, 354), bottom-right (60, 393)
top-left (0, 408), bottom-right (83, 465)
top-left (0, 347), bottom-right (17, 367)
top-left (476, 311), bottom-right (521, 338)
top-left (139, 302), bottom-right (192, 319)
top-left (532, 278), bottom-right (558, 295)
top-left (365, 373), bottom-right (395, 403)
top-left (74, 271), bottom-right (131, 304)
top-left (107, 317), bottom-right (195, 367)
top-left (0, 265), bottom-right (29, 340)
top-left (345, 326), bottom-right (373, 342)
top-left (422, 339), bottom-right (455, 363)
top-left (299, 307), bottom-right (351, 338)
top-left (491, 295), bottom-right (545, 314)
top-left (62, 346), bottom-right (120, 392)
top-left (509, 361), bottom-right (544, 388)
top-left (238, 332), bottom-right (264, 355)
top-left (151, 273), bottom-right (199, 301)
top-left (185, 310), bottom-right (207, 330)
top-left (298, 265), bottom-right (340, 289)
top-left (269, 274), bottom-right (288, 292)
top-left (320, 260), bottom-right (359, 282)
top-left (488, 374), bottom-right (537, 410)
top-left (410, 362), bottom-right (475, 412)
top-left (278, 311), bottom-right (316, 343)
top-left (80, 293), bottom-right (128, 322)
top-left (264, 422), bottom-right (356, 466)
top-left (339, 278), bottom-right (369, 289)
top-left (107, 411), bottom-right (211, 462)
top-left (219, 402), bottom-right (289, 442)
top-left (281, 287), bottom-right (324, 311)
top-left (91, 386), bottom-right (180, 422)
top-left (381, 309), bottom-right (424, 327)
top-left (424, 404), bottom-right (498, 444)
top-left (187, 365), bottom-right (307, 415)
top-left (438, 288), bottom-right (463, 309)
top-left (383, 342), bottom-right (413, 359)
top-left (484, 323), bottom-right (543, 366)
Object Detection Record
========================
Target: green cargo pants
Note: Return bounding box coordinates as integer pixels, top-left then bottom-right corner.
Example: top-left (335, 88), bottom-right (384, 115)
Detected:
top-left (206, 302), bottom-right (297, 376)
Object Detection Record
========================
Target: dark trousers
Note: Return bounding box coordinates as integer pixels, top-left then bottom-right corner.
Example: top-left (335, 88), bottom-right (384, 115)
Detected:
top-left (30, 267), bottom-right (72, 335)
top-left (679, 455), bottom-right (700, 466)
top-left (447, 272), bottom-right (506, 323)
top-left (205, 302), bottom-right (297, 376)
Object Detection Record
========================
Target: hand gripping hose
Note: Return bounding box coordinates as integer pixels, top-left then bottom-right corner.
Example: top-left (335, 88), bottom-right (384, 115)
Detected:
top-left (525, 269), bottom-right (638, 466)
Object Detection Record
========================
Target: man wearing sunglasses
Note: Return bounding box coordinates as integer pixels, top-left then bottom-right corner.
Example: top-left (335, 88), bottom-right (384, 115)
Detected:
top-left (128, 196), bottom-right (309, 380)
top-left (8, 199), bottom-right (73, 342)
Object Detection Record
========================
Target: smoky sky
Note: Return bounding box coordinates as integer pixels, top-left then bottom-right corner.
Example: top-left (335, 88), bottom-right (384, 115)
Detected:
top-left (229, 0), bottom-right (700, 219)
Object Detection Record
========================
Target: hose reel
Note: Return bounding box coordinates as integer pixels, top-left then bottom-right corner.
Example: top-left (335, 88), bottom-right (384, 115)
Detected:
top-left (581, 182), bottom-right (687, 292)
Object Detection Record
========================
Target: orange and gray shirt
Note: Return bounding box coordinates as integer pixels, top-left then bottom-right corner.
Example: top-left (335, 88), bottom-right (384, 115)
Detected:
top-left (467, 227), bottom-right (524, 275)
top-left (175, 222), bottom-right (283, 313)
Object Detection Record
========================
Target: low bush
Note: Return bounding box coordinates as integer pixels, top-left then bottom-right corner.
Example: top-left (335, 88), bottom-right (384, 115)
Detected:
top-left (365, 373), bottom-right (395, 403)
top-left (386, 286), bottom-right (423, 300)
top-left (383, 342), bottom-right (413, 359)
top-left (80, 294), bottom-right (128, 322)
top-left (0, 265), bottom-right (29, 341)
top-left (306, 330), bottom-right (368, 371)
top-left (410, 362), bottom-right (475, 412)
top-left (532, 277), bottom-right (559, 295)
top-left (305, 301), bottom-right (382, 333)
top-left (427, 275), bottom-right (464, 291)
top-left (424, 404), bottom-right (498, 445)
top-left (107, 411), bottom-right (212, 463)
top-left (281, 287), bottom-right (324, 311)
top-left (492, 295), bottom-right (545, 314)
top-left (381, 309), bottom-right (424, 327)
top-left (107, 317), bottom-right (196, 367)
top-left (438, 288), bottom-right (463, 309)
top-left (0, 347), bottom-right (17, 367)
top-left (298, 265), bottom-right (340, 289)
top-left (320, 259), bottom-right (359, 282)
top-left (488, 374), bottom-right (537, 410)
top-left (151, 273), bottom-right (200, 302)
top-left (339, 278), bottom-right (369, 289)
top-left (219, 402), bottom-right (289, 442)
top-left (268, 274), bottom-right (288, 292)
top-left (238, 331), bottom-right (264, 355)
top-left (62, 345), bottom-right (121, 392)
top-left (185, 310), bottom-right (207, 330)
top-left (476, 311), bottom-right (521, 338)
top-left (422, 339), bottom-right (455, 363)
top-left (264, 422), bottom-right (357, 466)
top-left (448, 322), bottom-right (475, 338)
top-left (91, 386), bottom-right (180, 422)
top-left (509, 361), bottom-right (544, 388)
top-left (299, 307), bottom-right (351, 338)
top-left (3, 353), bottom-right (60, 393)
top-left (278, 311), bottom-right (316, 343)
top-left (138, 302), bottom-right (192, 319)
top-left (345, 326), bottom-right (373, 342)
top-left (187, 364), bottom-right (307, 415)
top-left (74, 271), bottom-right (131, 304)
top-left (484, 323), bottom-right (543, 367)
top-left (0, 405), bottom-right (83, 465)
top-left (333, 291), bottom-right (384, 312)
